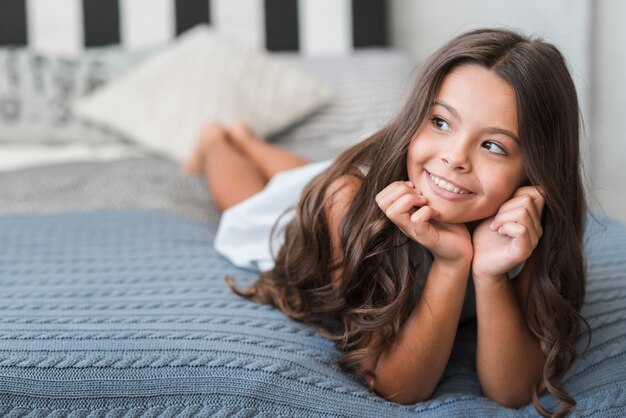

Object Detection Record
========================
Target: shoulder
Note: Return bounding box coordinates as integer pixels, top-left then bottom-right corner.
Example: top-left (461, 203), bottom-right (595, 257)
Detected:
top-left (323, 172), bottom-right (362, 218)
top-left (323, 173), bottom-right (363, 289)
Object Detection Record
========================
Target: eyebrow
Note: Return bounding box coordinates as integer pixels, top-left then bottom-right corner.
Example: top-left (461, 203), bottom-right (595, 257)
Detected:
top-left (432, 100), bottom-right (520, 144)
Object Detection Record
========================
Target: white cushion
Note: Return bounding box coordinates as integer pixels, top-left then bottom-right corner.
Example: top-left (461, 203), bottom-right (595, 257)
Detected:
top-left (73, 25), bottom-right (333, 161)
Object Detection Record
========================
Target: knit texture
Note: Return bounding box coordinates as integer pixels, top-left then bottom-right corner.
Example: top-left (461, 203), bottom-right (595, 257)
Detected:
top-left (0, 210), bottom-right (624, 417)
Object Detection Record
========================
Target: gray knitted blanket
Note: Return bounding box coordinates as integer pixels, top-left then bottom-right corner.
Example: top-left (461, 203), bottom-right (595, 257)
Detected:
top-left (0, 205), bottom-right (624, 417)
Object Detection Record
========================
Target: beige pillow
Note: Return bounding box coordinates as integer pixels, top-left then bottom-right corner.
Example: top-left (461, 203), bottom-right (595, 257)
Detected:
top-left (73, 25), bottom-right (333, 161)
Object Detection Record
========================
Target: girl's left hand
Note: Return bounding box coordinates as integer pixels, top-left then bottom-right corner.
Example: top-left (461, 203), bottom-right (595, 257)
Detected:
top-left (471, 186), bottom-right (545, 282)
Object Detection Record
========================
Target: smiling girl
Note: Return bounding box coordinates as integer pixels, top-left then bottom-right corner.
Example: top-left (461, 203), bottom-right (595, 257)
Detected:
top-left (186, 28), bottom-right (589, 418)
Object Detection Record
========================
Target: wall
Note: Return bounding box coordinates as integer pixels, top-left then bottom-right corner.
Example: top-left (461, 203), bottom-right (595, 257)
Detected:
top-left (591, 0), bottom-right (626, 223)
top-left (389, 0), bottom-right (626, 223)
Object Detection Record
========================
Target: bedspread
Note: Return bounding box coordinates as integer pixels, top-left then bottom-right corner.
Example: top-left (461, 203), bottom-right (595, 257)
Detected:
top-left (0, 208), bottom-right (624, 417)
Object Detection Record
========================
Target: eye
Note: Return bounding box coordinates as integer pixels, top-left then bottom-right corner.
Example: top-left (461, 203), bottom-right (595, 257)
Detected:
top-left (482, 141), bottom-right (507, 155)
top-left (431, 116), bottom-right (451, 132)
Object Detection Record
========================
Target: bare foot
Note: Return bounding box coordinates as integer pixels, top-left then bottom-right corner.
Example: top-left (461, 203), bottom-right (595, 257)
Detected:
top-left (226, 122), bottom-right (263, 153)
top-left (183, 122), bottom-right (228, 175)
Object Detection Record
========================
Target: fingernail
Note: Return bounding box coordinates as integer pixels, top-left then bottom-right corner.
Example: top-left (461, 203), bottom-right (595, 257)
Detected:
top-left (404, 181), bottom-right (414, 188)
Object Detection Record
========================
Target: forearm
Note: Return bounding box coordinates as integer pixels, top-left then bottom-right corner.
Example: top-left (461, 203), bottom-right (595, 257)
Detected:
top-left (372, 260), bottom-right (470, 404)
top-left (473, 275), bottom-right (545, 408)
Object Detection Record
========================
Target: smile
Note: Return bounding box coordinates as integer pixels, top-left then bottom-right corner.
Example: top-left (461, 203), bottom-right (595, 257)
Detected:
top-left (429, 173), bottom-right (471, 194)
top-left (425, 171), bottom-right (474, 200)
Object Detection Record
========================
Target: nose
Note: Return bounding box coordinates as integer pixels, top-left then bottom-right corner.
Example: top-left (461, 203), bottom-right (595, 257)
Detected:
top-left (441, 141), bottom-right (471, 172)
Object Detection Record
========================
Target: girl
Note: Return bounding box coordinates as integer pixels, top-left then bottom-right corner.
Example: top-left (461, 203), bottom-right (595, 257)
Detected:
top-left (185, 28), bottom-right (589, 418)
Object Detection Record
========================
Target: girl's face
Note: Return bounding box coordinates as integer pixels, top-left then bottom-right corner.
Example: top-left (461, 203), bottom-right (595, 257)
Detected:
top-left (407, 64), bottom-right (526, 224)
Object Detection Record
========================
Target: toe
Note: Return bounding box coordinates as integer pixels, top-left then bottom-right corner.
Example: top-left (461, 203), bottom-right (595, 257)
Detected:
top-left (183, 122), bottom-right (227, 174)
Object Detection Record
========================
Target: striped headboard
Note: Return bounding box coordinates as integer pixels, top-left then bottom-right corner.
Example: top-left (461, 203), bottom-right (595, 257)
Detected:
top-left (0, 0), bottom-right (388, 56)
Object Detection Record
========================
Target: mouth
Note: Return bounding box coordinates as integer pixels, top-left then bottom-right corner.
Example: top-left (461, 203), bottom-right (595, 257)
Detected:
top-left (425, 170), bottom-right (475, 200)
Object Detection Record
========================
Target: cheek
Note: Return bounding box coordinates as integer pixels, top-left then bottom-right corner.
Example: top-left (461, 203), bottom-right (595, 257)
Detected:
top-left (481, 176), bottom-right (519, 206)
top-left (407, 136), bottom-right (435, 163)
top-left (479, 156), bottom-right (525, 202)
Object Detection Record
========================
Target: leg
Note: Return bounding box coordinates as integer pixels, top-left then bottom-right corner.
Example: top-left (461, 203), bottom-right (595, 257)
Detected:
top-left (185, 122), bottom-right (266, 212)
top-left (227, 122), bottom-right (310, 181)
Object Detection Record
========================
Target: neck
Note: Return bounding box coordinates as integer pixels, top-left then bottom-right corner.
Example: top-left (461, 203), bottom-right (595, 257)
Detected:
top-left (466, 220), bottom-right (482, 233)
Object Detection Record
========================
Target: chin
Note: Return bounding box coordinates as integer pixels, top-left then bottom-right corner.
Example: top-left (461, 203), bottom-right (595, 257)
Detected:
top-left (426, 201), bottom-right (483, 224)
top-left (432, 212), bottom-right (470, 224)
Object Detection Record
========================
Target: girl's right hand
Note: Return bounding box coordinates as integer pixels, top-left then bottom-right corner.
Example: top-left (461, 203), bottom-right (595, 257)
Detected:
top-left (376, 181), bottom-right (473, 268)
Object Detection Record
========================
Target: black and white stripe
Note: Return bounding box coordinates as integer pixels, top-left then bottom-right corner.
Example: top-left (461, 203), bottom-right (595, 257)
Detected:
top-left (0, 0), bottom-right (28, 46)
top-left (0, 0), bottom-right (387, 55)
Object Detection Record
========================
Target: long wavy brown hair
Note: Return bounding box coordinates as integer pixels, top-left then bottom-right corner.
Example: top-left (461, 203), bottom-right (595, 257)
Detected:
top-left (228, 28), bottom-right (590, 418)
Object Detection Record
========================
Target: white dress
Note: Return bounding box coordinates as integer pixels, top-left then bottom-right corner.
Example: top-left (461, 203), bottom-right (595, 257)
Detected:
top-left (214, 159), bottom-right (333, 272)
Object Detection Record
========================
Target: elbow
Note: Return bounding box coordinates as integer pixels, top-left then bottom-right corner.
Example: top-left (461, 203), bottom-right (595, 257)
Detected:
top-left (397, 393), bottom-right (434, 406)
top-left (375, 387), bottom-right (434, 406)
top-left (372, 376), bottom-right (435, 405)
top-left (364, 354), bottom-right (438, 405)
top-left (478, 360), bottom-right (543, 409)
top-left (481, 385), bottom-right (534, 409)
top-left (485, 393), bottom-right (530, 410)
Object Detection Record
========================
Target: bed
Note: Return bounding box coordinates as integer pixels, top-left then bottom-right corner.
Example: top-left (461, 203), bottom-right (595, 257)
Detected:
top-left (1, 2), bottom-right (626, 417)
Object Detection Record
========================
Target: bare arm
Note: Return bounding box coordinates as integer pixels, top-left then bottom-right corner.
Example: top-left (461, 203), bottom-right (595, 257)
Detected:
top-left (471, 187), bottom-right (547, 407)
top-left (325, 176), bottom-right (472, 404)
top-left (473, 260), bottom-right (545, 408)
top-left (372, 260), bottom-right (470, 403)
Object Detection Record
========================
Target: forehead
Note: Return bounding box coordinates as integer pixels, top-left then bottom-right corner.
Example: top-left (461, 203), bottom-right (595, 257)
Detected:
top-left (435, 64), bottom-right (518, 135)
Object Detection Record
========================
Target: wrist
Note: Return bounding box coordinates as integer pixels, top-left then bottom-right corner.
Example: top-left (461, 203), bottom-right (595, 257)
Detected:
top-left (472, 271), bottom-right (508, 287)
top-left (432, 256), bottom-right (472, 278)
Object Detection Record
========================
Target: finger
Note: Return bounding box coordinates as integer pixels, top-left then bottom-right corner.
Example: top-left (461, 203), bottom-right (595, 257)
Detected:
top-left (375, 181), bottom-right (408, 208)
top-left (513, 185), bottom-right (541, 198)
top-left (409, 206), bottom-right (440, 245)
top-left (376, 182), bottom-right (425, 211)
top-left (491, 205), bottom-right (539, 231)
top-left (497, 193), bottom-right (539, 215)
top-left (376, 180), bottom-right (422, 201)
top-left (377, 191), bottom-right (427, 214)
top-left (385, 194), bottom-right (426, 222)
top-left (497, 222), bottom-right (537, 255)
top-left (491, 204), bottom-right (542, 238)
top-left (491, 208), bottom-right (543, 242)
top-left (493, 193), bottom-right (542, 231)
top-left (513, 185), bottom-right (545, 214)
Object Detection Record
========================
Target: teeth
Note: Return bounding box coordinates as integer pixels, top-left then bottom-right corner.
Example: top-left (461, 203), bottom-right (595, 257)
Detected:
top-left (430, 174), bottom-right (469, 194)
